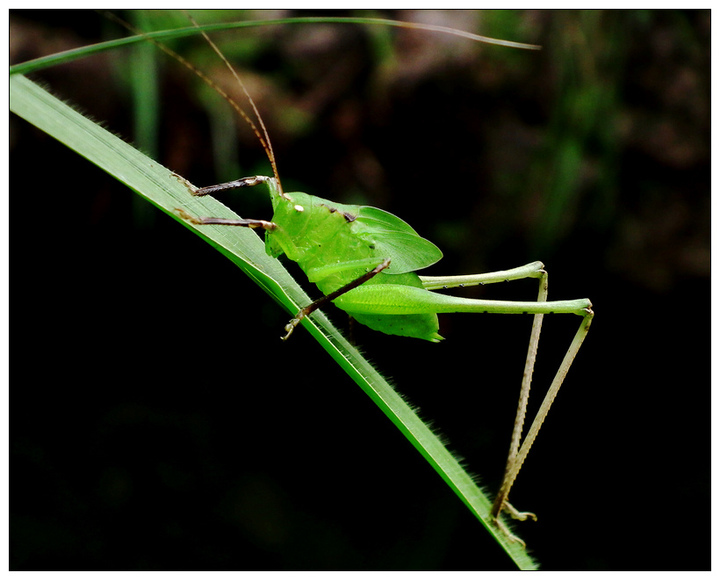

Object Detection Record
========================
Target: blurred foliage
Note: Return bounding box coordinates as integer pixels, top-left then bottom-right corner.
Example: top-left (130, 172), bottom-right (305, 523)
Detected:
top-left (12, 9), bottom-right (707, 288)
top-left (92, 8), bottom-right (708, 291)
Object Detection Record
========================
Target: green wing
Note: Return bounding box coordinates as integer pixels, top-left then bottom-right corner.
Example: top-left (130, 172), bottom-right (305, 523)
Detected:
top-left (353, 206), bottom-right (443, 274)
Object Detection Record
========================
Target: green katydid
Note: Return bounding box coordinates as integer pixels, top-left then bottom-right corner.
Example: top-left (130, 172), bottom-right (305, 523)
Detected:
top-left (140, 13), bottom-right (593, 544)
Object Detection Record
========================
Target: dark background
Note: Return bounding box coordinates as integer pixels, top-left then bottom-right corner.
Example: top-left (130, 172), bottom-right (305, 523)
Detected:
top-left (10, 9), bottom-right (710, 571)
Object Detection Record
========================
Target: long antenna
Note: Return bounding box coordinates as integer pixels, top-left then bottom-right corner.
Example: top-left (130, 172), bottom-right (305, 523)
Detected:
top-left (105, 11), bottom-right (283, 192)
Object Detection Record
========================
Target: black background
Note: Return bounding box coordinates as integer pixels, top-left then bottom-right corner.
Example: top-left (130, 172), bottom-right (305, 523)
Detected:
top-left (10, 9), bottom-right (710, 570)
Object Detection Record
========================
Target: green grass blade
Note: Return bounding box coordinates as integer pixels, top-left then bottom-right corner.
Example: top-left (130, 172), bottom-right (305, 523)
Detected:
top-left (10, 74), bottom-right (538, 570)
top-left (9, 15), bottom-right (538, 77)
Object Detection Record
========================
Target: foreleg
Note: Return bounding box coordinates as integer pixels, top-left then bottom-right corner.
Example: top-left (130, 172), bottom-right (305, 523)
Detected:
top-left (172, 174), bottom-right (278, 229)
